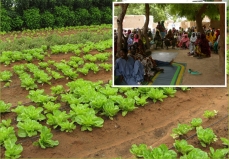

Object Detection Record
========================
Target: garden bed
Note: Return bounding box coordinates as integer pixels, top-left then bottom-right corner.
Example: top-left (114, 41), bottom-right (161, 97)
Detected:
top-left (0, 28), bottom-right (228, 158)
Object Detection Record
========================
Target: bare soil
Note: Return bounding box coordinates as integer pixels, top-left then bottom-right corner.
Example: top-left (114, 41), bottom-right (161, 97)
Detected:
top-left (0, 33), bottom-right (228, 158)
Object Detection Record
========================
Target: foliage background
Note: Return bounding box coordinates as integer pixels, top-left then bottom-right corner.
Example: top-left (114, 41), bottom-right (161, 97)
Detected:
top-left (0, 0), bottom-right (113, 32)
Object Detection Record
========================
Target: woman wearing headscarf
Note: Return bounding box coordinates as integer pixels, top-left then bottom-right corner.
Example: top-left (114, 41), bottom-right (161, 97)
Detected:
top-left (164, 29), bottom-right (176, 49)
top-left (195, 33), bottom-right (211, 58)
top-left (127, 33), bottom-right (134, 51)
top-left (154, 30), bottom-right (163, 49)
top-left (178, 33), bottom-right (190, 49)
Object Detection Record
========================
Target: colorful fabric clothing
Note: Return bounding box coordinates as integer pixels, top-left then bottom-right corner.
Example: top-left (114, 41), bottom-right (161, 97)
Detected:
top-left (178, 34), bottom-right (190, 48)
top-left (199, 34), bottom-right (211, 57)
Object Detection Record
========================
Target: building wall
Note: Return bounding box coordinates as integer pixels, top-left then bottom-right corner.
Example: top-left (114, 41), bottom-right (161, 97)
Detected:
top-left (113, 15), bottom-right (153, 30)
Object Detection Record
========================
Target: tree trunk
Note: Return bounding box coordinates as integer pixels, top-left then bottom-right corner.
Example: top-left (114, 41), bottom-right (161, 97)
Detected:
top-left (143, 3), bottom-right (150, 50)
top-left (218, 3), bottom-right (225, 74)
top-left (117, 4), bottom-right (129, 53)
top-left (195, 4), bottom-right (208, 33)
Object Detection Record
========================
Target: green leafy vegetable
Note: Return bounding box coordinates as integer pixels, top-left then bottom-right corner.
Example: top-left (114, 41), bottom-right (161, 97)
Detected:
top-left (4, 138), bottom-right (23, 159)
top-left (50, 85), bottom-right (65, 95)
top-left (12, 105), bottom-right (46, 121)
top-left (174, 139), bottom-right (194, 155)
top-left (143, 144), bottom-right (177, 159)
top-left (220, 137), bottom-right (229, 147)
top-left (180, 148), bottom-right (209, 159)
top-left (203, 110), bottom-right (218, 119)
top-left (134, 96), bottom-right (149, 106)
top-left (147, 88), bottom-right (168, 103)
top-left (0, 100), bottom-right (12, 113)
top-left (124, 89), bottom-right (140, 98)
top-left (0, 70), bottom-right (12, 82)
top-left (0, 119), bottom-right (12, 128)
top-left (101, 101), bottom-right (119, 120)
top-left (162, 87), bottom-right (177, 97)
top-left (118, 98), bottom-right (137, 116)
top-left (190, 118), bottom-right (202, 128)
top-left (73, 113), bottom-right (104, 131)
top-left (46, 110), bottom-right (70, 129)
top-left (196, 126), bottom-right (217, 147)
top-left (33, 126), bottom-right (59, 148)
top-left (209, 147), bottom-right (229, 159)
top-left (59, 121), bottom-right (76, 132)
top-left (17, 119), bottom-right (42, 137)
top-left (171, 124), bottom-right (193, 139)
top-left (42, 102), bottom-right (61, 114)
top-left (129, 144), bottom-right (148, 157)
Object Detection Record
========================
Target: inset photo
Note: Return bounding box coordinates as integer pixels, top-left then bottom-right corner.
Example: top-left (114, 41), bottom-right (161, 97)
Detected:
top-left (113, 1), bottom-right (227, 87)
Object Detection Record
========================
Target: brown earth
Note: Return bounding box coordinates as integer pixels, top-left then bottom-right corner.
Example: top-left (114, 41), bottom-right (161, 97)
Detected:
top-left (0, 32), bottom-right (228, 158)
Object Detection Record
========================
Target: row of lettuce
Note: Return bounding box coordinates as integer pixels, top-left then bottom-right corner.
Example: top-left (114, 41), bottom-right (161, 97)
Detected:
top-left (0, 78), bottom-right (189, 158)
top-left (129, 110), bottom-right (229, 159)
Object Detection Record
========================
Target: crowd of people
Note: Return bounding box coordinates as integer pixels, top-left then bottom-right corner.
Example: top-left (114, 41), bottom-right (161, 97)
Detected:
top-left (114, 21), bottom-right (220, 85)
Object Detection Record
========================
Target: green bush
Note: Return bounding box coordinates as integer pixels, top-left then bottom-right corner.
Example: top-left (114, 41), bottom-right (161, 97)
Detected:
top-left (40, 11), bottom-right (55, 28)
top-left (89, 7), bottom-right (101, 25)
top-left (0, 8), bottom-right (12, 32)
top-left (23, 8), bottom-right (41, 29)
top-left (53, 6), bottom-right (70, 27)
top-left (101, 7), bottom-right (112, 24)
top-left (75, 9), bottom-right (90, 26)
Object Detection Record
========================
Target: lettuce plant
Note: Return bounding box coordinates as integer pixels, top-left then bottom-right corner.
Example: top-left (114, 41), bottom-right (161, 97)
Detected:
top-left (190, 118), bottom-right (202, 128)
top-left (162, 87), bottom-right (177, 97)
top-left (118, 87), bottom-right (132, 93)
top-left (0, 126), bottom-right (16, 146)
top-left (69, 104), bottom-right (95, 118)
top-left (73, 113), bottom-right (104, 131)
top-left (99, 86), bottom-right (118, 96)
top-left (46, 110), bottom-right (70, 129)
top-left (12, 105), bottom-right (45, 121)
top-left (0, 119), bottom-right (12, 128)
top-left (0, 100), bottom-right (12, 113)
top-left (50, 71), bottom-right (64, 80)
top-left (94, 53), bottom-right (109, 62)
top-left (124, 89), bottom-right (140, 98)
top-left (77, 67), bottom-right (89, 75)
top-left (33, 126), bottom-right (59, 148)
top-left (134, 96), bottom-right (149, 106)
top-left (43, 102), bottom-right (61, 114)
top-left (27, 89), bottom-right (57, 105)
top-left (180, 148), bottom-right (209, 159)
top-left (13, 64), bottom-right (25, 74)
top-left (4, 138), bottom-right (23, 159)
top-left (59, 121), bottom-right (76, 132)
top-left (171, 124), bottom-right (193, 139)
top-left (203, 110), bottom-right (218, 119)
top-left (220, 137), bottom-right (229, 147)
top-left (147, 88), bottom-right (168, 103)
top-left (100, 101), bottom-right (120, 120)
top-left (174, 139), bottom-right (194, 155)
top-left (196, 126), bottom-right (217, 147)
top-left (0, 70), bottom-right (13, 82)
top-left (89, 94), bottom-right (108, 112)
top-left (118, 98), bottom-right (138, 116)
top-left (137, 87), bottom-right (151, 94)
top-left (143, 144), bottom-right (177, 159)
top-left (209, 147), bottom-right (229, 159)
top-left (19, 73), bottom-right (38, 90)
top-left (130, 144), bottom-right (148, 158)
top-left (50, 85), bottom-right (65, 95)
top-left (99, 63), bottom-right (112, 71)
top-left (17, 119), bottom-right (42, 137)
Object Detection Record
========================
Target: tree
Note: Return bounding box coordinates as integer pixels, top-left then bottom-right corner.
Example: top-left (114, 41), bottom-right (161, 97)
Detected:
top-left (218, 3), bottom-right (225, 73)
top-left (142, 3), bottom-right (150, 50)
top-left (116, 3), bottom-right (129, 52)
top-left (168, 4), bottom-right (219, 33)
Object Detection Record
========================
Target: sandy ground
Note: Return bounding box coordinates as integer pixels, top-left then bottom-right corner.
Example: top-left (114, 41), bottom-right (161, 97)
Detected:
top-left (148, 46), bottom-right (226, 86)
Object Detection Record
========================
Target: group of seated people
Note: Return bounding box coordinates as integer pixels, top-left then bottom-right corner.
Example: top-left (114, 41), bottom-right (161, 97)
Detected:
top-left (115, 42), bottom-right (173, 85)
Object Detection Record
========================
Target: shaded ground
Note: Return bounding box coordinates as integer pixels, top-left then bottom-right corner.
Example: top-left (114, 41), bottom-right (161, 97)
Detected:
top-left (148, 46), bottom-right (225, 86)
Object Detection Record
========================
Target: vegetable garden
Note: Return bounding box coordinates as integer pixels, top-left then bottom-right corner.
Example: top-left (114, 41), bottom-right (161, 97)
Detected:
top-left (0, 25), bottom-right (228, 158)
